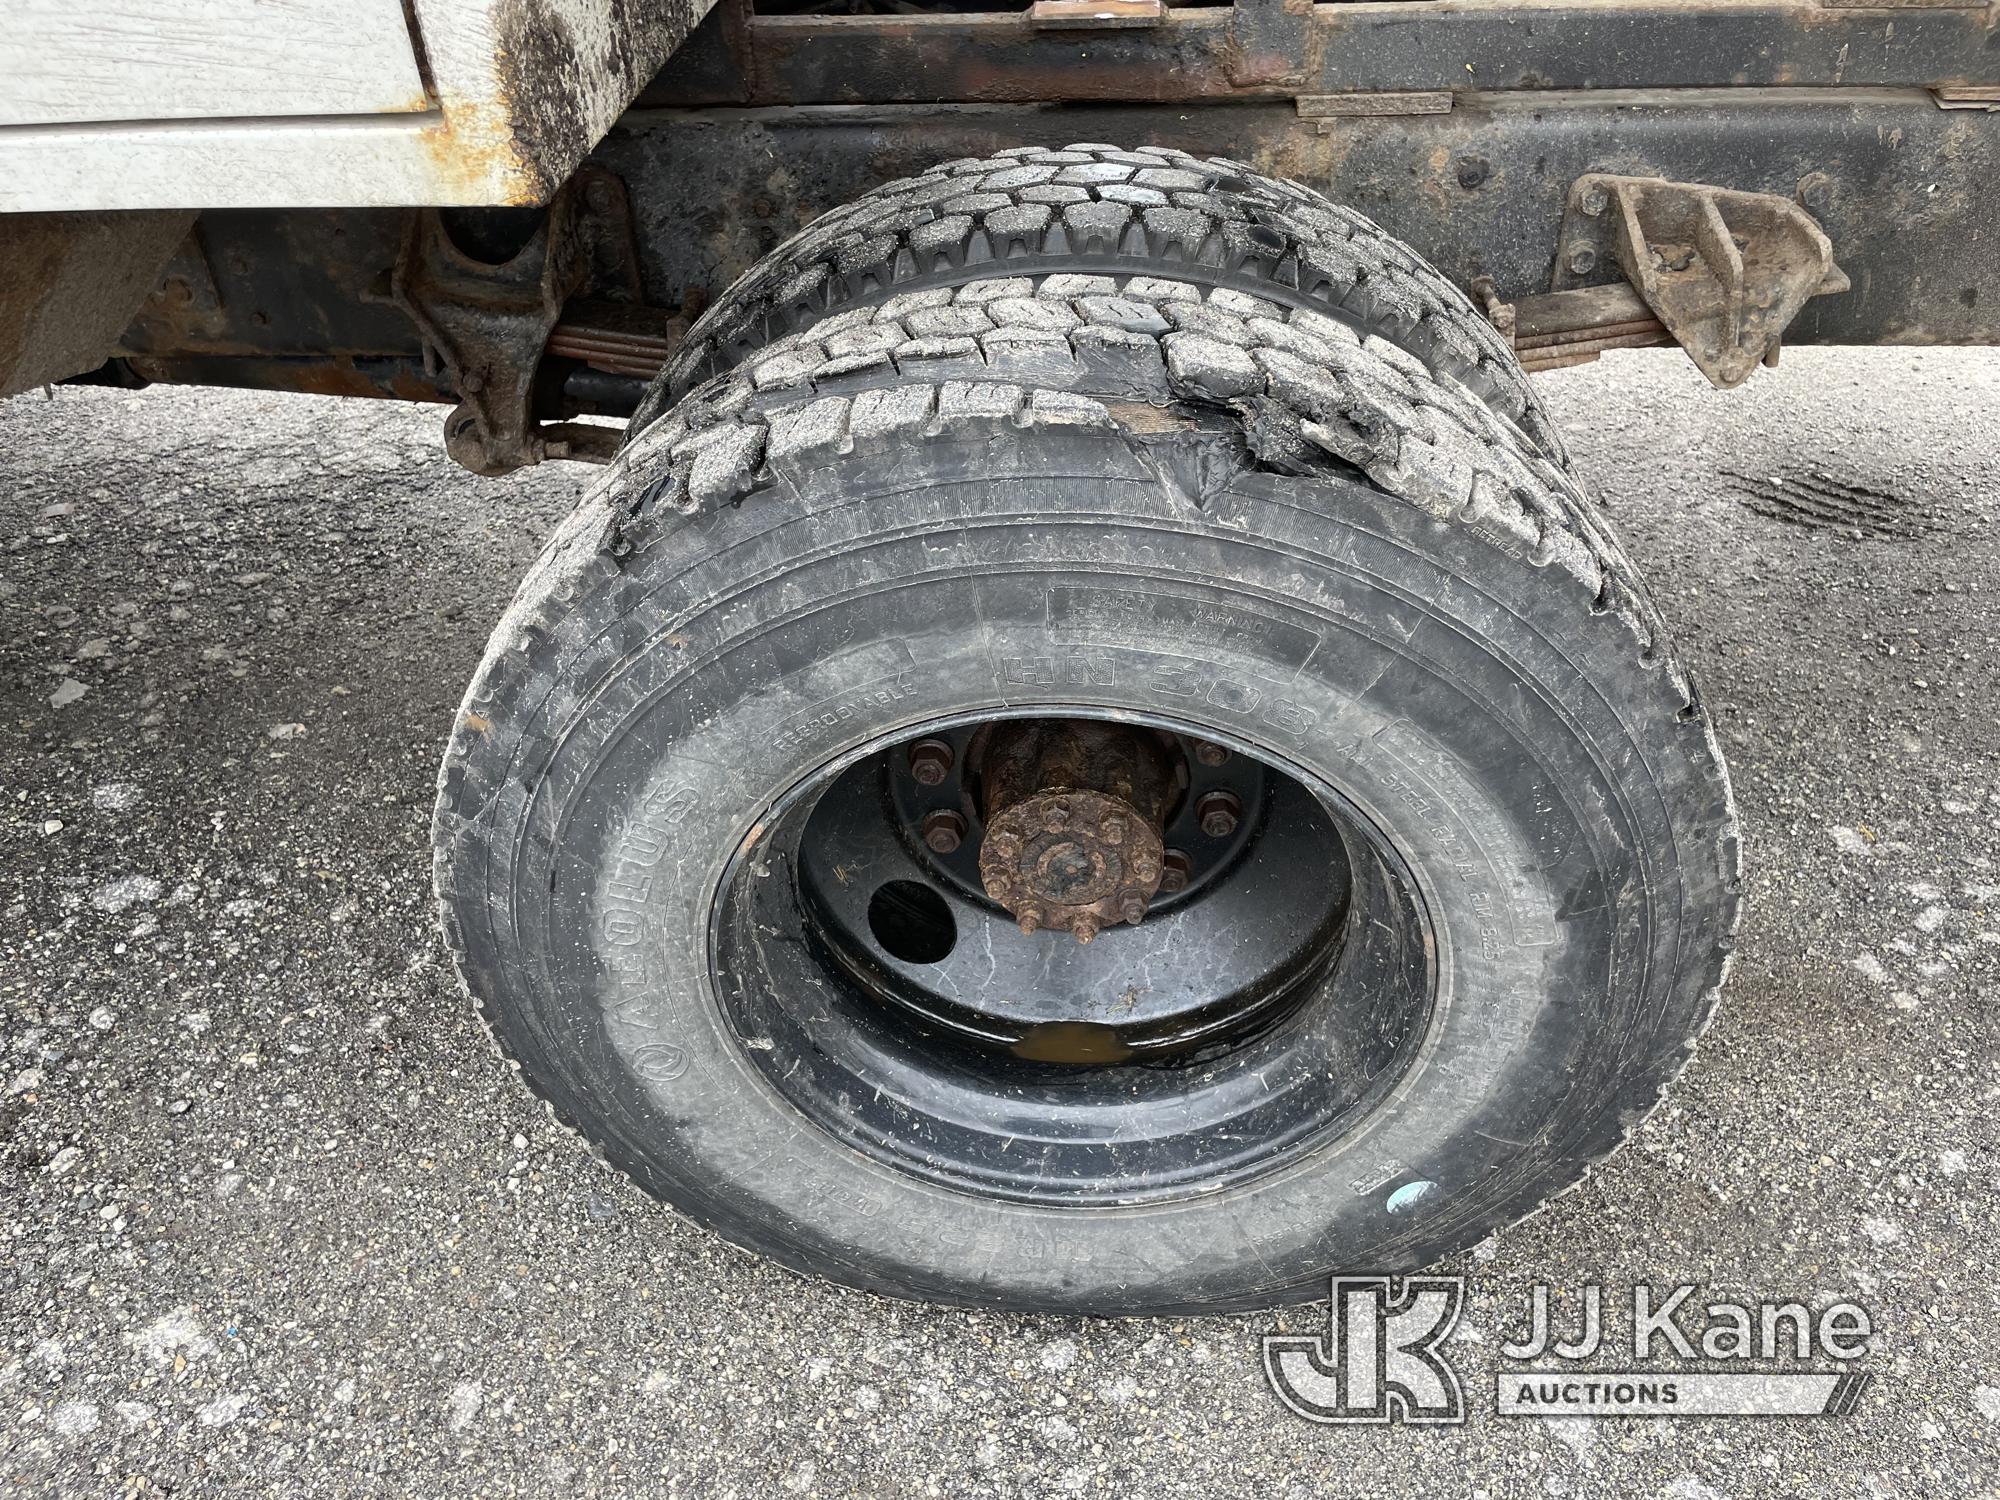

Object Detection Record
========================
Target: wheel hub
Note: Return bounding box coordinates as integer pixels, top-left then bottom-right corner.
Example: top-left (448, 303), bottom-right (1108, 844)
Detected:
top-left (976, 719), bottom-right (1172, 942)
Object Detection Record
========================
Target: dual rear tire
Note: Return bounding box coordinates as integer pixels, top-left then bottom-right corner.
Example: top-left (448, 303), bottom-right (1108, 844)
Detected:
top-left (431, 146), bottom-right (1739, 1314)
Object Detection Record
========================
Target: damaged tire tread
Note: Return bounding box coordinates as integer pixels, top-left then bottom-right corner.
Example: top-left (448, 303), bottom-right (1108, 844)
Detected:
top-left (624, 276), bottom-right (1669, 678)
top-left (641, 142), bottom-right (1566, 467)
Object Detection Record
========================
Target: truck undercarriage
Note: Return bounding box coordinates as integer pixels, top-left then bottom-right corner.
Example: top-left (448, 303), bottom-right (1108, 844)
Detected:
top-left (47, 0), bottom-right (2000, 475)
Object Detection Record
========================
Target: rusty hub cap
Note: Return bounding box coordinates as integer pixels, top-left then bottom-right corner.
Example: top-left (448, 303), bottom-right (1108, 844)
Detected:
top-left (979, 789), bottom-right (1165, 944)
top-left (975, 719), bottom-right (1174, 943)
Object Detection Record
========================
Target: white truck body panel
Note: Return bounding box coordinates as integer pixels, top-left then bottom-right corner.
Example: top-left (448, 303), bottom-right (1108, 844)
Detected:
top-left (1, 1), bottom-right (429, 127)
top-left (0, 0), bottom-right (706, 211)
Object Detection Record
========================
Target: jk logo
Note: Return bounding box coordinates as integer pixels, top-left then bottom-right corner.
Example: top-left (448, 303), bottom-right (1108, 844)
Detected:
top-left (1263, 1276), bottom-right (1467, 1425)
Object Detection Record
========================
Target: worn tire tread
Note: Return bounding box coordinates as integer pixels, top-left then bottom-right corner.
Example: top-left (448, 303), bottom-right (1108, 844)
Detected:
top-left (638, 142), bottom-right (1568, 468)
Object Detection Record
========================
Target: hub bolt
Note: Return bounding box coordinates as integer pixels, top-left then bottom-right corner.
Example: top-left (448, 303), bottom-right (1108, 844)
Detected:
top-left (1119, 893), bottom-right (1148, 925)
top-left (1196, 790), bottom-right (1242, 840)
top-left (922, 809), bottom-right (966, 854)
top-left (1159, 848), bottom-right (1193, 894)
top-left (1193, 740), bottom-right (1230, 767)
top-left (907, 739), bottom-right (954, 786)
top-left (1099, 814), bottom-right (1127, 845)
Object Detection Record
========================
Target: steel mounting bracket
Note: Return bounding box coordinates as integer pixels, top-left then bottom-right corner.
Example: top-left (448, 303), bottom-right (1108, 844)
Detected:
top-left (392, 167), bottom-right (642, 476)
top-left (1552, 174), bottom-right (1850, 388)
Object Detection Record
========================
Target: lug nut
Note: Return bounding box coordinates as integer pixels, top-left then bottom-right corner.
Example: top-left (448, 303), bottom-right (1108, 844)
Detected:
top-left (907, 739), bottom-right (954, 786)
top-left (1193, 739), bottom-right (1230, 767)
top-left (1099, 814), bottom-right (1127, 845)
top-left (1017, 907), bottom-right (1043, 936)
top-left (1196, 790), bottom-right (1242, 840)
top-left (1160, 848), bottom-right (1193, 894)
top-left (1119, 894), bottom-right (1148, 925)
top-left (922, 809), bottom-right (966, 854)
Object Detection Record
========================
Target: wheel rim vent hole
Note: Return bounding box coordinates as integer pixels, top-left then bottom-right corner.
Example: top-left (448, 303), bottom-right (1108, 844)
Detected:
top-left (866, 880), bottom-right (957, 964)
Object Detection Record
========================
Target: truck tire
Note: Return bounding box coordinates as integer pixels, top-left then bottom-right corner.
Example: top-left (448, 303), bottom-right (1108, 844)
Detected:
top-left (433, 272), bottom-right (1738, 1315)
top-left (637, 143), bottom-right (1567, 468)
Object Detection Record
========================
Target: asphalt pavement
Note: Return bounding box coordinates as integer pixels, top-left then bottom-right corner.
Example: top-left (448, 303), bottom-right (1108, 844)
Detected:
top-left (3, 348), bottom-right (1998, 1497)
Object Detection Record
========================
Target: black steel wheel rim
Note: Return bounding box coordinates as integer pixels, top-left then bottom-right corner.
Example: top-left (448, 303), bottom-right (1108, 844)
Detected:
top-left (709, 708), bottom-right (1438, 1207)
